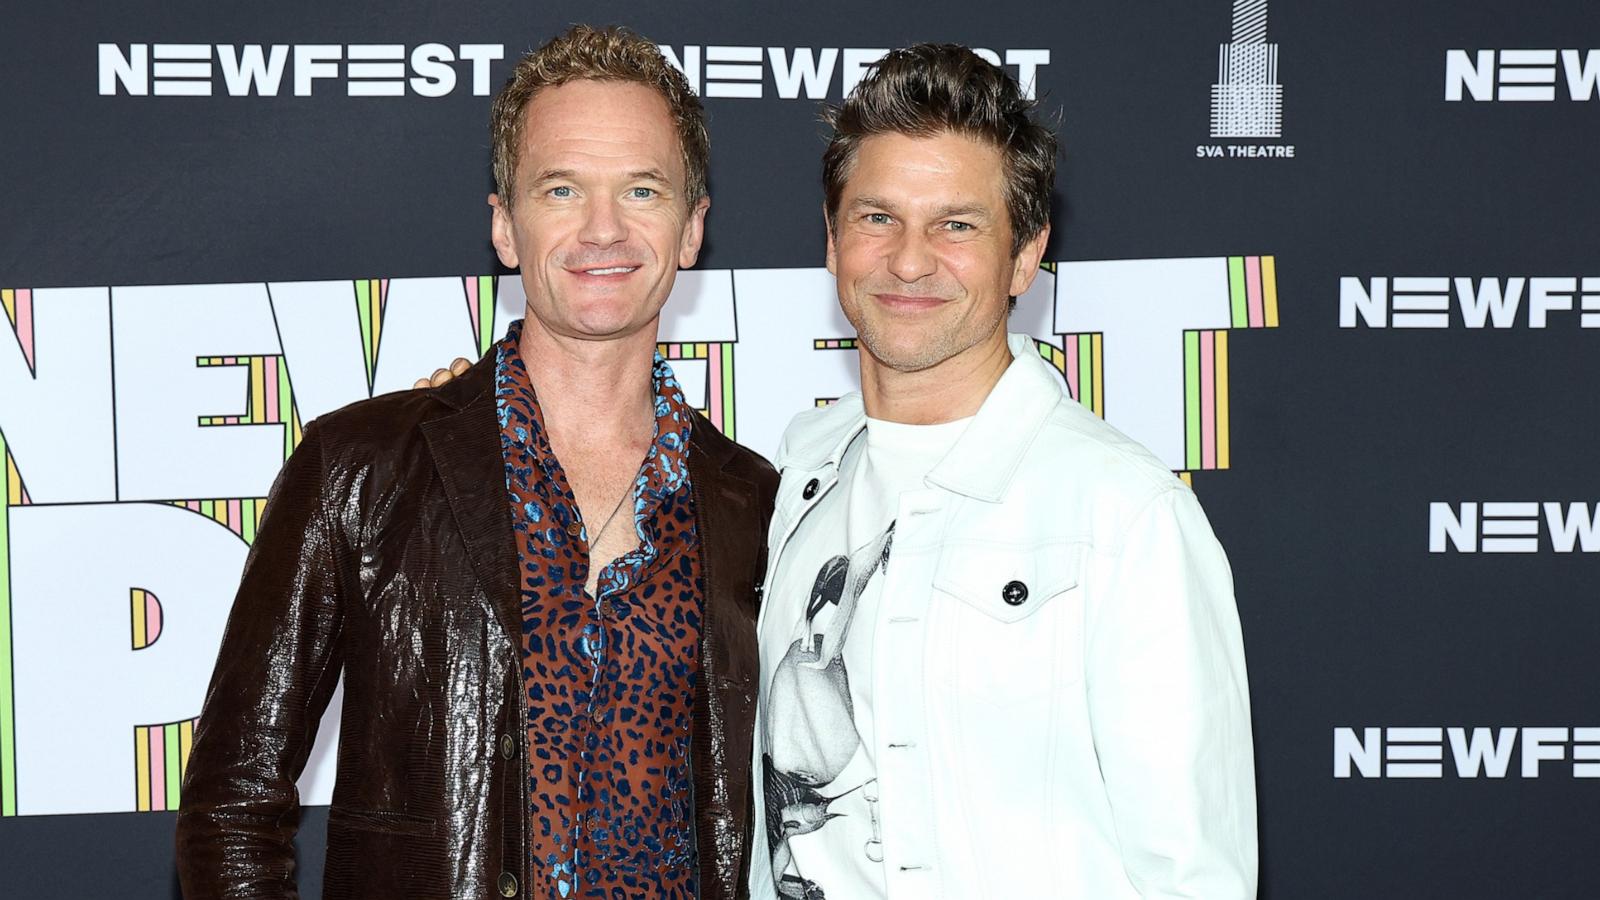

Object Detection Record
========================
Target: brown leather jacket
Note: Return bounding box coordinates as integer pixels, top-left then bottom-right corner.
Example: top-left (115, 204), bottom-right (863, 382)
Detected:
top-left (176, 351), bottom-right (776, 900)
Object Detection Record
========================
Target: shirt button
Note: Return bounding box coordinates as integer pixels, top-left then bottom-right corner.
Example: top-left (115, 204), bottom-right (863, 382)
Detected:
top-left (499, 733), bottom-right (516, 760)
top-left (497, 872), bottom-right (519, 897)
top-left (1002, 580), bottom-right (1029, 606)
top-left (566, 521), bottom-right (582, 537)
top-left (607, 599), bottom-right (626, 618)
top-left (591, 708), bottom-right (606, 725)
top-left (802, 478), bottom-right (820, 500)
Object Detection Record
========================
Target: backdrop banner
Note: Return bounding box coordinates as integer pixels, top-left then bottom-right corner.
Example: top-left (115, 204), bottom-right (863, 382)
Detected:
top-left (2, 1), bottom-right (1598, 896)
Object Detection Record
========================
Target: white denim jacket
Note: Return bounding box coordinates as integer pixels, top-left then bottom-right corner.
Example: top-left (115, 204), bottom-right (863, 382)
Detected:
top-left (748, 334), bottom-right (1257, 899)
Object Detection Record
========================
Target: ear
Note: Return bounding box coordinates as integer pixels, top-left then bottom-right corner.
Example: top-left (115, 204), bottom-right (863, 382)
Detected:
top-left (677, 195), bottom-right (711, 268)
top-left (488, 193), bottom-right (519, 269)
top-left (1007, 222), bottom-right (1051, 298)
top-left (823, 202), bottom-right (838, 276)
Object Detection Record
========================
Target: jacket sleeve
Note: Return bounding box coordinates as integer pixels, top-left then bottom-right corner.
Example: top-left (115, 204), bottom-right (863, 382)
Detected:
top-left (1083, 487), bottom-right (1258, 898)
top-left (175, 422), bottom-right (349, 899)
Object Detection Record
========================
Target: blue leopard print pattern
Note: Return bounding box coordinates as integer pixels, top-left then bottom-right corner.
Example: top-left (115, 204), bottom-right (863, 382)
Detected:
top-left (495, 320), bottom-right (704, 898)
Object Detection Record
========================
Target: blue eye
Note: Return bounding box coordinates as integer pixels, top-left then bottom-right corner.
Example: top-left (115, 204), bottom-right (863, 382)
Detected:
top-left (866, 213), bottom-right (891, 225)
top-left (630, 187), bottom-right (657, 199)
top-left (549, 186), bottom-right (573, 198)
top-left (945, 221), bottom-right (974, 231)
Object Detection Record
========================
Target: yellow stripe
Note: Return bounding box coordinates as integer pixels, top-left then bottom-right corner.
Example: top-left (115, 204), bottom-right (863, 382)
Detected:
top-left (250, 358), bottom-right (266, 423)
top-left (6, 454), bottom-right (20, 505)
top-left (256, 498), bottom-right (268, 522)
top-left (132, 590), bottom-right (147, 650)
top-left (369, 281), bottom-right (382, 357)
top-left (180, 720), bottom-right (194, 772)
top-left (1, 288), bottom-right (14, 324)
top-left (1179, 471), bottom-right (1193, 486)
top-left (1263, 256), bottom-right (1279, 327)
top-left (134, 727), bottom-right (151, 811)
top-left (1216, 331), bottom-right (1231, 469)
top-left (1091, 333), bottom-right (1104, 415)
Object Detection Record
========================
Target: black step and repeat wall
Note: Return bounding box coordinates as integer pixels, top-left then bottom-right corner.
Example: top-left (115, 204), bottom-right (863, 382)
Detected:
top-left (3, 1), bottom-right (1598, 896)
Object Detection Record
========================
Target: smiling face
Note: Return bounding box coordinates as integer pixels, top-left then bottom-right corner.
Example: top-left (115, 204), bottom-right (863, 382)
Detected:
top-left (490, 79), bottom-right (708, 344)
top-left (827, 130), bottom-right (1047, 375)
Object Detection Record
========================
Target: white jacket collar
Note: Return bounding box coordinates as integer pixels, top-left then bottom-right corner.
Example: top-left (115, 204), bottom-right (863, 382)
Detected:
top-left (781, 333), bottom-right (1064, 502)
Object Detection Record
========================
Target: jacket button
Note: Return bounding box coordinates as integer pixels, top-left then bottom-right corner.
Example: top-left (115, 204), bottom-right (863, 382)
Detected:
top-left (1002, 580), bottom-right (1029, 606)
top-left (499, 733), bottom-right (515, 760)
top-left (566, 521), bottom-right (582, 537)
top-left (802, 478), bottom-right (820, 500)
top-left (498, 871), bottom-right (519, 897)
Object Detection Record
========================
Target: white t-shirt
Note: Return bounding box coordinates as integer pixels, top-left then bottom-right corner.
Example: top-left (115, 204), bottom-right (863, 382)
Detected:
top-left (761, 414), bottom-right (971, 900)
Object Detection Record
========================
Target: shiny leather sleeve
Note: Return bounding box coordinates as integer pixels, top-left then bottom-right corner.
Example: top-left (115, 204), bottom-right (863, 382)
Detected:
top-left (176, 421), bottom-right (351, 899)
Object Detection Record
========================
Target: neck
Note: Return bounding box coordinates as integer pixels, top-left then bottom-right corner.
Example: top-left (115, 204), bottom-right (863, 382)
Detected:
top-left (859, 328), bottom-right (1012, 424)
top-left (517, 313), bottom-right (659, 443)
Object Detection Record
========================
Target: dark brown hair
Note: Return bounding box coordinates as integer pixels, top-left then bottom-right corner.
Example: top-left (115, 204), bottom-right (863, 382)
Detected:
top-left (822, 44), bottom-right (1056, 256)
top-left (490, 25), bottom-right (709, 208)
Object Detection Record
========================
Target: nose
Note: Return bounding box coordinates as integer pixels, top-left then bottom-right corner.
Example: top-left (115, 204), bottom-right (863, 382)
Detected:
top-left (577, 195), bottom-right (627, 248)
top-left (885, 228), bottom-right (937, 284)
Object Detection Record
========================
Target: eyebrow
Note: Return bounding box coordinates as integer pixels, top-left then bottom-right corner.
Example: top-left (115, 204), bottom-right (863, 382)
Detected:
top-left (847, 197), bottom-right (992, 220)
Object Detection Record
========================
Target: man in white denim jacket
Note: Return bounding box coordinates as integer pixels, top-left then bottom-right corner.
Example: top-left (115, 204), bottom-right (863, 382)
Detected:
top-left (748, 45), bottom-right (1257, 899)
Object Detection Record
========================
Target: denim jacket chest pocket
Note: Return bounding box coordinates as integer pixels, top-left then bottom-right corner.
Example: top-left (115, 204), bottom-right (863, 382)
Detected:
top-left (929, 540), bottom-right (1088, 695)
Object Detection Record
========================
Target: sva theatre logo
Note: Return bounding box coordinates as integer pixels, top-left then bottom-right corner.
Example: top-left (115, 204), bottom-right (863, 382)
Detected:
top-left (1199, 0), bottom-right (1295, 159)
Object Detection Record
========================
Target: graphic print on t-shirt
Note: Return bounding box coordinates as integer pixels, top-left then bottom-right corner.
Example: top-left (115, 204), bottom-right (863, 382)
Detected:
top-left (763, 522), bottom-right (894, 900)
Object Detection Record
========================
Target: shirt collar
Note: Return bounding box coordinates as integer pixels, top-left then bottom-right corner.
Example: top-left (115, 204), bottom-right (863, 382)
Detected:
top-left (495, 319), bottom-right (695, 501)
top-left (781, 334), bottom-right (1065, 502)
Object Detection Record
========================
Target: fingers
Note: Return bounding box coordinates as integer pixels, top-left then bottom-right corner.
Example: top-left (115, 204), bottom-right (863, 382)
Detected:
top-left (414, 358), bottom-right (472, 390)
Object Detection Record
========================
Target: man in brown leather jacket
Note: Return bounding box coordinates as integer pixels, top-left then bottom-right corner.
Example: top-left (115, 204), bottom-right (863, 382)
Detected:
top-left (175, 26), bottom-right (775, 900)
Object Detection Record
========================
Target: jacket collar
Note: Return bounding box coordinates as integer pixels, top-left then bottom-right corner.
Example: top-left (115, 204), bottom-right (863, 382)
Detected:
top-left (782, 334), bottom-right (1064, 503)
top-left (418, 350), bottom-right (519, 641)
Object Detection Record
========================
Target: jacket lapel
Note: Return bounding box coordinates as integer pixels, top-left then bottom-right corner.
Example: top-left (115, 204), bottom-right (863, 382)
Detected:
top-left (420, 358), bottom-right (522, 643)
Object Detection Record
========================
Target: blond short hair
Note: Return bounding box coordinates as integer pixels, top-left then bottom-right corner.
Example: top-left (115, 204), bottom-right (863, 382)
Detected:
top-left (489, 25), bottom-right (709, 208)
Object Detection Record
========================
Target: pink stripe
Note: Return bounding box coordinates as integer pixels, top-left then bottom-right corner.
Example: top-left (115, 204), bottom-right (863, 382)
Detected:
top-left (147, 594), bottom-right (162, 644)
top-left (228, 499), bottom-right (242, 533)
top-left (186, 501), bottom-right (201, 512)
top-left (148, 729), bottom-right (166, 811)
top-left (708, 349), bottom-right (723, 423)
top-left (265, 357), bottom-right (280, 423)
top-left (1065, 339), bottom-right (1080, 398)
top-left (466, 279), bottom-right (480, 340)
top-left (16, 289), bottom-right (34, 368)
top-left (1246, 256), bottom-right (1265, 328)
top-left (1201, 332), bottom-right (1217, 469)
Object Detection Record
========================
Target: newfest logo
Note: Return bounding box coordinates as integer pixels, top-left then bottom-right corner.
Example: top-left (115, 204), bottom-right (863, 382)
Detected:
top-left (1198, 0), bottom-right (1295, 159)
top-left (98, 43), bottom-right (506, 97)
top-left (1339, 276), bottom-right (1600, 328)
top-left (656, 45), bottom-right (1050, 100)
top-left (0, 257), bottom-right (1279, 816)
top-left (1429, 502), bottom-right (1600, 553)
top-left (1334, 727), bottom-right (1600, 779)
top-left (94, 42), bottom-right (1050, 101)
top-left (1445, 49), bottom-right (1600, 102)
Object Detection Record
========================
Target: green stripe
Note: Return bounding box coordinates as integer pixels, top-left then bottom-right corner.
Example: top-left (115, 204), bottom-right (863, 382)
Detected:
top-left (200, 499), bottom-right (214, 519)
top-left (278, 361), bottom-right (294, 459)
top-left (1228, 257), bottom-right (1248, 328)
top-left (720, 344), bottom-right (736, 439)
top-left (478, 276), bottom-right (497, 356)
top-left (1184, 331), bottom-right (1202, 469)
top-left (355, 281), bottom-right (374, 385)
top-left (241, 498), bottom-right (257, 546)
top-left (0, 431), bottom-right (15, 816)
top-left (1076, 335), bottom-right (1093, 410)
top-left (164, 723), bottom-right (181, 809)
